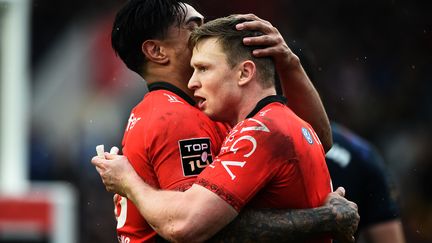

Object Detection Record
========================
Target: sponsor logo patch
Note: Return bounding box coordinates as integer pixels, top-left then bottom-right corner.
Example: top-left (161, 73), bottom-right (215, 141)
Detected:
top-left (301, 127), bottom-right (314, 144)
top-left (126, 113), bottom-right (141, 131)
top-left (178, 138), bottom-right (213, 176)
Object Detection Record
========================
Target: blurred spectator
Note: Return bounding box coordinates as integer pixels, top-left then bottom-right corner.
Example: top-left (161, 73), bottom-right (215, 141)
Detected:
top-left (326, 122), bottom-right (405, 243)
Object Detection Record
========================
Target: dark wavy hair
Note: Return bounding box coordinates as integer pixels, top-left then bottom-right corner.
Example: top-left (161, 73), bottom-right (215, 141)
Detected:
top-left (111, 0), bottom-right (187, 75)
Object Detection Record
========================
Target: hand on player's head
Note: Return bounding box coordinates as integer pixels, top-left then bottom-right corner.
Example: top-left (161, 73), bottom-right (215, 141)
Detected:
top-left (233, 13), bottom-right (292, 61)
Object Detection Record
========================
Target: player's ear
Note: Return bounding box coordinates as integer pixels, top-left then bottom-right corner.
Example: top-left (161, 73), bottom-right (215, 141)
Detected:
top-left (238, 60), bottom-right (255, 86)
top-left (142, 40), bottom-right (169, 64)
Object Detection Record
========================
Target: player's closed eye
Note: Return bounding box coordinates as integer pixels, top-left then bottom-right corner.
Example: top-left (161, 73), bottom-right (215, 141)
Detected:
top-left (197, 66), bottom-right (207, 72)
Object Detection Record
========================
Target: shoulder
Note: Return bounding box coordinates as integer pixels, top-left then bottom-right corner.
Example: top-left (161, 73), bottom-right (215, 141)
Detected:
top-left (225, 116), bottom-right (294, 154)
top-left (231, 106), bottom-right (308, 146)
top-left (332, 123), bottom-right (383, 165)
top-left (144, 91), bottom-right (227, 142)
top-left (145, 90), bottom-right (194, 110)
top-left (143, 90), bottom-right (203, 123)
top-left (327, 124), bottom-right (392, 185)
top-left (241, 106), bottom-right (318, 147)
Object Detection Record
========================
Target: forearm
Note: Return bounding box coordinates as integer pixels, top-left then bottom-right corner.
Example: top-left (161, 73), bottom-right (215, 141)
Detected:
top-left (127, 181), bottom-right (237, 242)
top-left (125, 176), bottom-right (187, 240)
top-left (208, 207), bottom-right (335, 243)
top-left (278, 56), bottom-right (332, 152)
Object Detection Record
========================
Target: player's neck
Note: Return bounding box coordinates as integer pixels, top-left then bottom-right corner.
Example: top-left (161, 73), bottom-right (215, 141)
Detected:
top-left (231, 87), bottom-right (276, 126)
top-left (144, 69), bottom-right (194, 99)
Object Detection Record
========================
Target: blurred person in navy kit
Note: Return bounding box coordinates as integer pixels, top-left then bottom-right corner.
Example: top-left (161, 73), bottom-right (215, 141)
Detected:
top-left (97, 0), bottom-right (359, 242)
top-left (281, 45), bottom-right (405, 243)
top-left (326, 123), bottom-right (405, 243)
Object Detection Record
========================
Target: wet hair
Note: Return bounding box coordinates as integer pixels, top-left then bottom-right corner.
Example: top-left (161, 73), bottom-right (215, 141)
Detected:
top-left (111, 0), bottom-right (187, 75)
top-left (190, 15), bottom-right (275, 88)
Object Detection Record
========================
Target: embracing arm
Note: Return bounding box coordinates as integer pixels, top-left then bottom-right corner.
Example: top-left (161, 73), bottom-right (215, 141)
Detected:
top-left (211, 208), bottom-right (333, 243)
top-left (209, 187), bottom-right (359, 243)
top-left (129, 182), bottom-right (238, 242)
top-left (93, 154), bottom-right (359, 243)
top-left (92, 153), bottom-right (238, 242)
top-left (236, 14), bottom-right (332, 152)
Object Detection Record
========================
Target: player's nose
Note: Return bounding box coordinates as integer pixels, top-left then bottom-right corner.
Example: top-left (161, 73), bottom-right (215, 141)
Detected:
top-left (188, 71), bottom-right (201, 90)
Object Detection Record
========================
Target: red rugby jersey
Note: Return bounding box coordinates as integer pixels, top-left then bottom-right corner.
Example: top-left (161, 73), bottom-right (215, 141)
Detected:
top-left (196, 95), bottom-right (332, 243)
top-left (116, 82), bottom-right (229, 243)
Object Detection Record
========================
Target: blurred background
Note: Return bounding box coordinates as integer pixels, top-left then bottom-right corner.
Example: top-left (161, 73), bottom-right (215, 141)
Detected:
top-left (0, 0), bottom-right (431, 242)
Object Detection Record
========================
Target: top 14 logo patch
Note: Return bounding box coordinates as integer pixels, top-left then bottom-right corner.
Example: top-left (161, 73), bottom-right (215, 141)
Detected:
top-left (178, 138), bottom-right (213, 176)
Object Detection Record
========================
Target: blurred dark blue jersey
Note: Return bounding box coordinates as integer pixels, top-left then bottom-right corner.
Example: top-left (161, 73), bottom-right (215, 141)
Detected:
top-left (326, 122), bottom-right (400, 232)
